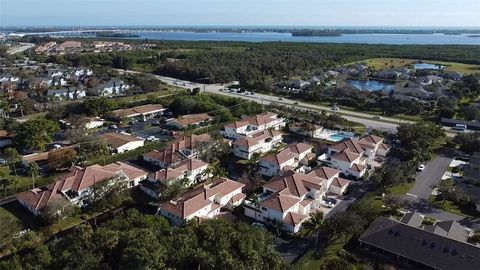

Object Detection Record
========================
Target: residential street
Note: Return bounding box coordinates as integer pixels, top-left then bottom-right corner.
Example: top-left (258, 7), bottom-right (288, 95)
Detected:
top-left (406, 151), bottom-right (453, 199)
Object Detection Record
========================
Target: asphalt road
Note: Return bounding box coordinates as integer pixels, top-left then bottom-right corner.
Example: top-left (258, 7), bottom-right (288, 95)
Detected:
top-left (7, 43), bottom-right (35, 54)
top-left (117, 69), bottom-right (409, 133)
top-left (406, 152), bottom-right (453, 200)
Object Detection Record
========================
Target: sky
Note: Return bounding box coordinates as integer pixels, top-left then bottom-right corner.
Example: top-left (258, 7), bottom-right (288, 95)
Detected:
top-left (1, 0), bottom-right (479, 27)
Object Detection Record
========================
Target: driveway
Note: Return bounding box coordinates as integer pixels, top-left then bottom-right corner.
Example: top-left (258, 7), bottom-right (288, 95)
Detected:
top-left (406, 152), bottom-right (452, 200)
top-left (405, 199), bottom-right (480, 229)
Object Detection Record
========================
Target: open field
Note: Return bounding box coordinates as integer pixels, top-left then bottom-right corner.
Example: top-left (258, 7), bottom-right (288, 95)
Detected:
top-left (355, 58), bottom-right (480, 74)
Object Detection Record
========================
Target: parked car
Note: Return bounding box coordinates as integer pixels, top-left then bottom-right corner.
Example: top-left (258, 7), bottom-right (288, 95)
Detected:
top-left (322, 200), bottom-right (334, 208)
top-left (293, 101), bottom-right (299, 105)
top-left (278, 97), bottom-right (284, 101)
top-left (146, 136), bottom-right (160, 142)
top-left (417, 164), bottom-right (426, 171)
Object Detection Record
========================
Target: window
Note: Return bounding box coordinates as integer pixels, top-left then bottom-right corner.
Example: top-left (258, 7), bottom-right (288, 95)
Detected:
top-left (261, 207), bottom-right (267, 211)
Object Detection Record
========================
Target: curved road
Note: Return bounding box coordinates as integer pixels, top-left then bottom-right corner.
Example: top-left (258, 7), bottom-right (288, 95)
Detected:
top-left (117, 69), bottom-right (457, 136)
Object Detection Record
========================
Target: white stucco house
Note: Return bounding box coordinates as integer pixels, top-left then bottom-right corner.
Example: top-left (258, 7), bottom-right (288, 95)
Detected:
top-left (17, 162), bottom-right (147, 215)
top-left (258, 143), bottom-right (315, 177)
top-left (101, 132), bottom-right (145, 154)
top-left (232, 129), bottom-right (283, 159)
top-left (158, 178), bottom-right (245, 226)
top-left (327, 135), bottom-right (390, 179)
top-left (244, 167), bottom-right (350, 233)
top-left (223, 112), bottom-right (285, 139)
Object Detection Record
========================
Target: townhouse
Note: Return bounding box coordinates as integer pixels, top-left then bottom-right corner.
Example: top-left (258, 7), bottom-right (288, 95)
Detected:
top-left (223, 112), bottom-right (285, 139)
top-left (244, 167), bottom-right (350, 233)
top-left (112, 104), bottom-right (165, 121)
top-left (17, 162), bottom-right (147, 215)
top-left (143, 134), bottom-right (211, 168)
top-left (101, 132), bottom-right (145, 154)
top-left (258, 143), bottom-right (315, 177)
top-left (232, 129), bottom-right (283, 159)
top-left (170, 113), bottom-right (213, 129)
top-left (327, 135), bottom-right (390, 178)
top-left (47, 88), bottom-right (86, 100)
top-left (158, 177), bottom-right (245, 225)
top-left (140, 158), bottom-right (209, 199)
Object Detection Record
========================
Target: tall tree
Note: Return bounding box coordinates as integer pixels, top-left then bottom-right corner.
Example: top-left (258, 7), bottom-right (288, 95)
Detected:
top-left (28, 161), bottom-right (40, 189)
top-left (301, 210), bottom-right (325, 250)
top-left (14, 117), bottom-right (60, 151)
top-left (4, 147), bottom-right (21, 180)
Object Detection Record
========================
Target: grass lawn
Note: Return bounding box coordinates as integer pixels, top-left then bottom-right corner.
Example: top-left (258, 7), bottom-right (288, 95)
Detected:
top-left (386, 182), bottom-right (414, 195)
top-left (429, 196), bottom-right (479, 218)
top-left (355, 57), bottom-right (480, 74)
top-left (294, 236), bottom-right (350, 270)
top-left (0, 206), bottom-right (23, 240)
top-left (0, 166), bottom-right (57, 199)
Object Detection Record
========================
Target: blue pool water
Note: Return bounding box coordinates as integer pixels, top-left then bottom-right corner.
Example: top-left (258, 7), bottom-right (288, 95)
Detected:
top-left (413, 63), bottom-right (446, 70)
top-left (346, 79), bottom-right (396, 92)
top-left (328, 134), bottom-right (352, 142)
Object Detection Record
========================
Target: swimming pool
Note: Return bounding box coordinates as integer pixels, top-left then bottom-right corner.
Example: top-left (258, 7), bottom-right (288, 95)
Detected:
top-left (327, 133), bottom-right (352, 142)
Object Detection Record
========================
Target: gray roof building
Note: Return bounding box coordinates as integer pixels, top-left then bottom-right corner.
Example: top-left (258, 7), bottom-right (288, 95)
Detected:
top-left (359, 216), bottom-right (479, 270)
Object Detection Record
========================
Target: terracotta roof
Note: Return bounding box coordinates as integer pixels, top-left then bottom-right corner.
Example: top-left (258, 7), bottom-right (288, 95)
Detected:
top-left (261, 193), bottom-right (300, 212)
top-left (174, 113), bottom-right (212, 127)
top-left (232, 129), bottom-right (282, 148)
top-left (332, 150), bottom-right (361, 163)
top-left (230, 193), bottom-right (246, 204)
top-left (307, 166), bottom-right (340, 180)
top-left (171, 134), bottom-right (211, 151)
top-left (149, 168), bottom-right (184, 184)
top-left (378, 143), bottom-right (391, 151)
top-left (160, 178), bottom-right (245, 219)
top-left (174, 158), bottom-right (208, 172)
top-left (331, 177), bottom-right (350, 188)
top-left (288, 143), bottom-right (313, 154)
top-left (101, 132), bottom-right (144, 148)
top-left (17, 162), bottom-right (146, 213)
top-left (360, 134), bottom-right (383, 145)
top-left (330, 139), bottom-right (365, 154)
top-left (60, 41), bottom-right (81, 48)
top-left (112, 104), bottom-right (164, 118)
top-left (283, 212), bottom-right (308, 226)
top-left (0, 130), bottom-right (13, 139)
top-left (264, 171), bottom-right (322, 197)
top-left (225, 112), bottom-right (279, 129)
top-left (259, 143), bottom-right (312, 166)
top-left (143, 147), bottom-right (183, 165)
top-left (300, 198), bottom-right (314, 207)
top-left (349, 163), bottom-right (366, 172)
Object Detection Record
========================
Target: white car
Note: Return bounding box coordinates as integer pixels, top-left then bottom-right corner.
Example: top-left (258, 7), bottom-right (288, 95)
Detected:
top-left (146, 136), bottom-right (160, 142)
top-left (417, 164), bottom-right (426, 171)
top-left (322, 200), bottom-right (334, 208)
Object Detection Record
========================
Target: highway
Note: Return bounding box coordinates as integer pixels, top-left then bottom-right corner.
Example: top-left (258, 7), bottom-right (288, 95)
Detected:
top-left (7, 43), bottom-right (35, 54)
top-left (117, 69), bottom-right (458, 136)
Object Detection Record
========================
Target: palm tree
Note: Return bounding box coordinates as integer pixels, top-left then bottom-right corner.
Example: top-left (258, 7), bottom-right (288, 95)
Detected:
top-left (28, 161), bottom-right (40, 189)
top-left (203, 160), bottom-right (227, 179)
top-left (301, 211), bottom-right (325, 250)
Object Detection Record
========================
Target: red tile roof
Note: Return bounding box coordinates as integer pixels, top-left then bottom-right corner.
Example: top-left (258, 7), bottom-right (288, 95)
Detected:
top-left (264, 171), bottom-right (322, 198)
top-left (307, 166), bottom-right (340, 180)
top-left (331, 177), bottom-right (351, 188)
top-left (174, 113), bottom-right (212, 127)
top-left (17, 162), bottom-right (146, 213)
top-left (112, 104), bottom-right (164, 118)
top-left (349, 163), bottom-right (366, 172)
top-left (261, 193), bottom-right (300, 212)
top-left (332, 150), bottom-right (361, 163)
top-left (283, 212), bottom-right (308, 226)
top-left (225, 112), bottom-right (279, 129)
top-left (232, 129), bottom-right (282, 148)
top-left (259, 143), bottom-right (313, 166)
top-left (160, 178), bottom-right (244, 218)
top-left (101, 132), bottom-right (143, 148)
